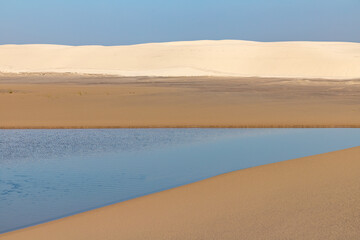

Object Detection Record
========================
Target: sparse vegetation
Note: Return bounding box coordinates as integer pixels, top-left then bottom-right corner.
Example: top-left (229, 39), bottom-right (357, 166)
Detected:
top-left (77, 91), bottom-right (87, 96)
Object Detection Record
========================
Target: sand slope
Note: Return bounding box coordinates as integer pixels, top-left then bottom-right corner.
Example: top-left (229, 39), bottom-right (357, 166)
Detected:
top-left (2, 146), bottom-right (360, 240)
top-left (1, 40), bottom-right (360, 79)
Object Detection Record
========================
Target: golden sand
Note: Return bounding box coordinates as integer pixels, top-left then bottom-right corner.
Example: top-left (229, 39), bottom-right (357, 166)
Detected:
top-left (1, 74), bottom-right (360, 128)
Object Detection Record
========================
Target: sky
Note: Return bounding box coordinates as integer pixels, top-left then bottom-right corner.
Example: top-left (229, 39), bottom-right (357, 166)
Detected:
top-left (1, 0), bottom-right (359, 45)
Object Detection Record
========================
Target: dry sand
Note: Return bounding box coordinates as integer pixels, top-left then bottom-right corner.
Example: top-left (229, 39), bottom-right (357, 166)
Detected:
top-left (1, 40), bottom-right (360, 128)
top-left (1, 73), bottom-right (360, 128)
top-left (2, 146), bottom-right (360, 240)
top-left (1, 40), bottom-right (360, 79)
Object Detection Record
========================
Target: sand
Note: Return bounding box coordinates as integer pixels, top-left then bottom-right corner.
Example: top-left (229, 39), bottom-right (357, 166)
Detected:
top-left (1, 73), bottom-right (360, 128)
top-left (2, 146), bottom-right (360, 239)
top-left (1, 40), bottom-right (360, 79)
top-left (2, 40), bottom-right (360, 239)
top-left (1, 40), bottom-right (360, 128)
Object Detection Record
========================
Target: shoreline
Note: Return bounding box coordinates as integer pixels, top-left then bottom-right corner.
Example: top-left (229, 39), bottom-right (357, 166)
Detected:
top-left (2, 146), bottom-right (360, 239)
top-left (2, 125), bottom-right (360, 129)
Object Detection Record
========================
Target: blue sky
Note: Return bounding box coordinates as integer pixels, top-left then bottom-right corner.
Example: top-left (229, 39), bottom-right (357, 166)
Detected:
top-left (1, 0), bottom-right (359, 45)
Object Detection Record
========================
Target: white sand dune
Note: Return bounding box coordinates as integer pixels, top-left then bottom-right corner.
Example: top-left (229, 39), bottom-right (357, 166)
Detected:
top-left (1, 40), bottom-right (360, 79)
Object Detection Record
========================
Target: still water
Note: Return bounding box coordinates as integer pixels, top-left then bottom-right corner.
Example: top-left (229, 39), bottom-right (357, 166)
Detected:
top-left (1, 129), bottom-right (360, 233)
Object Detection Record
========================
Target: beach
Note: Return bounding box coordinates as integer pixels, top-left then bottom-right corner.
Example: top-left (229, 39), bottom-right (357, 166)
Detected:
top-left (3, 0), bottom-right (360, 238)
top-left (2, 146), bottom-right (360, 239)
top-left (1, 73), bottom-right (360, 128)
top-left (1, 40), bottom-right (360, 239)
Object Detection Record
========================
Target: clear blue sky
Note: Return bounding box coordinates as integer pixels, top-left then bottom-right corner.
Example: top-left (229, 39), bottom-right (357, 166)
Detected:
top-left (1, 0), bottom-right (359, 45)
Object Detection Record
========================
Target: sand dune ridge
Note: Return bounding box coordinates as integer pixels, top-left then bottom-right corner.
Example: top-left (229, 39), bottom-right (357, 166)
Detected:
top-left (1, 40), bottom-right (360, 79)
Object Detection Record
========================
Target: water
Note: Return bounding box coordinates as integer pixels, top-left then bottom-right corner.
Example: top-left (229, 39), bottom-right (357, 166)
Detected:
top-left (1, 128), bottom-right (360, 233)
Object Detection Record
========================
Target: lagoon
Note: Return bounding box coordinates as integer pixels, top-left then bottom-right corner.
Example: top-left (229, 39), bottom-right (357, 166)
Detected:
top-left (1, 128), bottom-right (360, 233)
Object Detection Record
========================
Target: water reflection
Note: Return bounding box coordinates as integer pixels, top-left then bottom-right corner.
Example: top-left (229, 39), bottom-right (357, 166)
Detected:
top-left (1, 128), bottom-right (360, 233)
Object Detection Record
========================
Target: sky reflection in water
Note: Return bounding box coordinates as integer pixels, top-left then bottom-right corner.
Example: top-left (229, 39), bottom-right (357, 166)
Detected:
top-left (1, 128), bottom-right (360, 233)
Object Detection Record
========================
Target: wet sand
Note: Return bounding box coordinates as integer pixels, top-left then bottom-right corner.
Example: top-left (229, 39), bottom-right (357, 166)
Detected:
top-left (2, 146), bottom-right (360, 240)
top-left (1, 73), bottom-right (360, 128)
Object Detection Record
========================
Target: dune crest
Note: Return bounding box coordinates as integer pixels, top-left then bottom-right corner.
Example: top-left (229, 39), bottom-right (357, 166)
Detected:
top-left (1, 40), bottom-right (360, 79)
